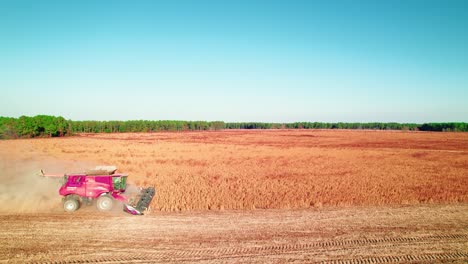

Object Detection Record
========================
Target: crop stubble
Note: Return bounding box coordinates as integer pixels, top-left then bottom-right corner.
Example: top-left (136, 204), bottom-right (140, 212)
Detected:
top-left (0, 204), bottom-right (467, 263)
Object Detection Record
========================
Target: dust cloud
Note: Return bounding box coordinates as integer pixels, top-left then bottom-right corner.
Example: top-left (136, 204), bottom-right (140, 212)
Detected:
top-left (0, 151), bottom-right (89, 214)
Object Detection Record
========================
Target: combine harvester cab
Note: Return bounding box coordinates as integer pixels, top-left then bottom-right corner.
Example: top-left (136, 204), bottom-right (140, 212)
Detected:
top-left (41, 166), bottom-right (155, 215)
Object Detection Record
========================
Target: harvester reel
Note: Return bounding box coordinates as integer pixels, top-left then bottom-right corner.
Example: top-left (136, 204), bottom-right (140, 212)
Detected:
top-left (124, 187), bottom-right (156, 215)
top-left (135, 187), bottom-right (156, 212)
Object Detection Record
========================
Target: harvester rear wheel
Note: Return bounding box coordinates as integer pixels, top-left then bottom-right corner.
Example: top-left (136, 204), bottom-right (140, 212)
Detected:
top-left (96, 194), bottom-right (114, 211)
top-left (63, 197), bottom-right (80, 212)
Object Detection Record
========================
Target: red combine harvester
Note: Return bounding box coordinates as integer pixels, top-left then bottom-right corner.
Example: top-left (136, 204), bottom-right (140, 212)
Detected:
top-left (41, 166), bottom-right (155, 215)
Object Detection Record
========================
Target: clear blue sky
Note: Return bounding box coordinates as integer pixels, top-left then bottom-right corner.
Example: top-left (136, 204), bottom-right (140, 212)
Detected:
top-left (1, 0), bottom-right (467, 122)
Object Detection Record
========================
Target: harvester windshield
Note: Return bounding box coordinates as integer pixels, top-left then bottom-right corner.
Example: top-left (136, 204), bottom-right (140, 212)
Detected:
top-left (112, 175), bottom-right (127, 190)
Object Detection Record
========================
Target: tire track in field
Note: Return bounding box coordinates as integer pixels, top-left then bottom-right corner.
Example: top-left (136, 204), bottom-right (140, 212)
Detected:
top-left (32, 252), bottom-right (468, 264)
top-left (321, 252), bottom-right (468, 264)
top-left (29, 233), bottom-right (468, 263)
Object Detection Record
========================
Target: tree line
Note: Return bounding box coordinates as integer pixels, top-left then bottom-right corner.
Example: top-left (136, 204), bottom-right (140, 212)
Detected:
top-left (0, 115), bottom-right (70, 139)
top-left (71, 120), bottom-right (225, 133)
top-left (1, 115), bottom-right (467, 139)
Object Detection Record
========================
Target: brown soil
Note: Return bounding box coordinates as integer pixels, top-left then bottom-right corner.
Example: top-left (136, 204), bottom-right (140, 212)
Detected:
top-left (1, 204), bottom-right (467, 263)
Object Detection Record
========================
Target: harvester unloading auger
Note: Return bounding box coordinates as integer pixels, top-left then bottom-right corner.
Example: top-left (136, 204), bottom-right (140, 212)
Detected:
top-left (40, 166), bottom-right (155, 215)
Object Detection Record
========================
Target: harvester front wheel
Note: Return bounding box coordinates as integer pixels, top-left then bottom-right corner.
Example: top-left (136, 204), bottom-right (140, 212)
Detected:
top-left (63, 197), bottom-right (80, 212)
top-left (96, 195), bottom-right (114, 211)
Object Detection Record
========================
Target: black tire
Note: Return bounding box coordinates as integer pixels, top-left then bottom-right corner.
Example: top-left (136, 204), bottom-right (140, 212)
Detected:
top-left (63, 197), bottom-right (80, 212)
top-left (96, 194), bottom-right (114, 211)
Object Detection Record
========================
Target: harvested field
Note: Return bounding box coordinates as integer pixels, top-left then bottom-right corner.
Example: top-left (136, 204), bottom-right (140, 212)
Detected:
top-left (1, 204), bottom-right (467, 263)
top-left (0, 130), bottom-right (466, 212)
